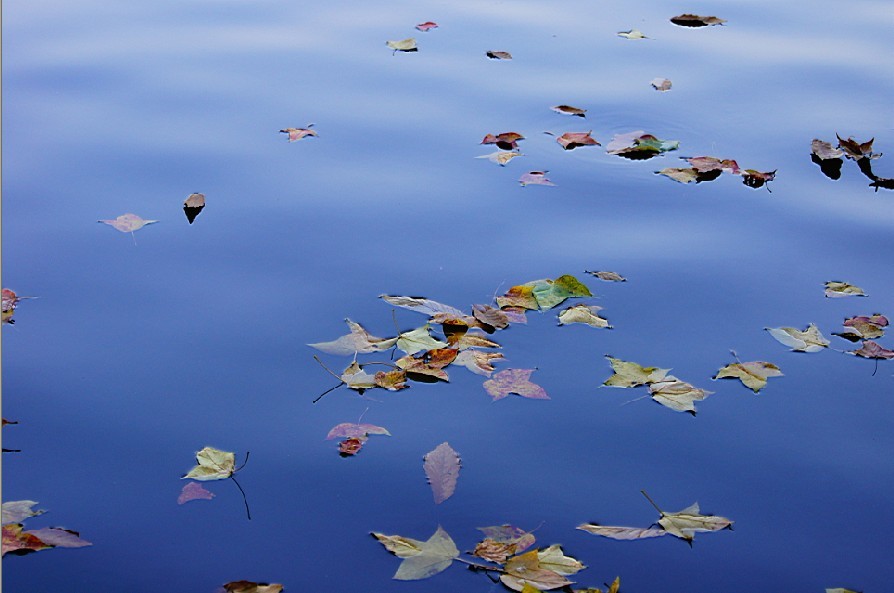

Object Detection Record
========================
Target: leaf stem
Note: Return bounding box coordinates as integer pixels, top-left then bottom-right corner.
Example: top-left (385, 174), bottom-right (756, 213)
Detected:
top-left (640, 490), bottom-right (664, 515)
top-left (313, 355), bottom-right (344, 381)
top-left (235, 450), bottom-right (251, 472)
top-left (230, 476), bottom-right (252, 520)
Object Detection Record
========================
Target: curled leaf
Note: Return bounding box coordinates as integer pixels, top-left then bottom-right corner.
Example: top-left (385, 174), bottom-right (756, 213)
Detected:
top-left (602, 356), bottom-right (670, 388)
top-left (558, 304), bottom-right (611, 328)
top-left (486, 51), bottom-right (513, 60)
top-left (617, 29), bottom-right (647, 39)
top-left (765, 324), bottom-right (830, 352)
top-left (182, 447), bottom-right (236, 481)
top-left (824, 281), bottom-right (866, 298)
top-left (713, 361), bottom-right (783, 393)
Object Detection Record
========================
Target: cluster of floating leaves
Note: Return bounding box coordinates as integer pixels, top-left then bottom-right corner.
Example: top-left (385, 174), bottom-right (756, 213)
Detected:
top-left (811, 135), bottom-right (892, 191)
top-left (657, 156), bottom-right (777, 190)
top-left (1, 501), bottom-right (91, 556)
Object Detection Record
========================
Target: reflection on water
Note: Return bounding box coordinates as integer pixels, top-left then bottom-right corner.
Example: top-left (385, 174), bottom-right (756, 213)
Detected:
top-left (3, 0), bottom-right (893, 591)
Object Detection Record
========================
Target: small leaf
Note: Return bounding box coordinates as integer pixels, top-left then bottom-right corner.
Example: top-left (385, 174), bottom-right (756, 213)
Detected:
top-left (558, 304), bottom-right (611, 328)
top-left (603, 356), bottom-right (670, 388)
top-left (585, 270), bottom-right (626, 282)
top-left (741, 169), bottom-right (776, 189)
top-left (483, 132), bottom-right (525, 150)
top-left (423, 442), bottom-right (461, 504)
top-left (338, 437), bottom-right (364, 456)
top-left (453, 350), bottom-right (504, 376)
top-left (551, 105), bottom-right (586, 117)
top-left (670, 14), bottom-right (727, 27)
top-left (850, 340), bottom-right (894, 360)
top-left (386, 38), bottom-right (417, 52)
top-left (837, 134), bottom-right (881, 160)
top-left (617, 29), bottom-right (647, 39)
top-left (486, 51), bottom-right (513, 60)
top-left (222, 581), bottom-right (284, 593)
top-left (183, 192), bottom-right (205, 224)
top-left (648, 378), bottom-right (713, 414)
top-left (477, 151), bottom-right (524, 166)
top-left (24, 527), bottom-right (91, 549)
top-left (326, 422), bottom-right (391, 440)
top-left (177, 482), bottom-right (215, 504)
top-left (396, 325), bottom-right (448, 355)
top-left (502, 550), bottom-right (573, 591)
top-left (765, 324), bottom-right (830, 352)
top-left (308, 318), bottom-right (398, 355)
top-left (812, 139), bottom-right (844, 160)
top-left (650, 78), bottom-right (672, 91)
top-left (477, 524), bottom-right (536, 552)
top-left (279, 125), bottom-right (317, 142)
top-left (714, 361), bottom-right (783, 393)
top-left (372, 532), bottom-right (425, 557)
top-left (834, 314), bottom-right (888, 341)
top-left (182, 446), bottom-right (236, 481)
top-left (2, 524), bottom-right (53, 556)
top-left (98, 213), bottom-right (158, 233)
top-left (686, 156), bottom-right (740, 174)
top-left (415, 21), bottom-right (438, 32)
top-left (576, 523), bottom-right (667, 540)
top-left (380, 295), bottom-right (465, 318)
top-left (658, 502), bottom-right (733, 541)
top-left (373, 526), bottom-right (459, 580)
top-left (483, 369), bottom-right (549, 401)
top-left (824, 281), bottom-right (867, 298)
top-left (537, 544), bottom-right (585, 575)
top-left (519, 171), bottom-right (556, 186)
top-left (555, 131), bottom-right (600, 150)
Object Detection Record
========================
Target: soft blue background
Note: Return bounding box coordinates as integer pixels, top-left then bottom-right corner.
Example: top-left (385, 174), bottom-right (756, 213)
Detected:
top-left (3, 0), bottom-right (893, 591)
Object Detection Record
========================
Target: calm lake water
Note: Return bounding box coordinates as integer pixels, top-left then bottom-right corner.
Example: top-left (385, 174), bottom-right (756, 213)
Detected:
top-left (3, 0), bottom-right (893, 591)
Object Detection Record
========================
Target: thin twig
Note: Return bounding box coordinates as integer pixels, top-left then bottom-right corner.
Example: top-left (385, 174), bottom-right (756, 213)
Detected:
top-left (230, 476), bottom-right (252, 520)
top-left (314, 355), bottom-right (344, 381)
top-left (640, 490), bottom-right (664, 515)
top-left (313, 382), bottom-right (342, 404)
top-left (235, 451), bottom-right (251, 472)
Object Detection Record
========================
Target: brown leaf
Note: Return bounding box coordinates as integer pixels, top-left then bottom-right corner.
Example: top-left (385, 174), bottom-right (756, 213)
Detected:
top-left (472, 539), bottom-right (517, 563)
top-left (473, 304), bottom-right (510, 329)
top-left (222, 581), bottom-right (284, 593)
top-left (837, 134), bottom-right (881, 160)
top-left (486, 51), bottom-right (513, 60)
top-left (851, 340), bottom-right (894, 360)
top-left (375, 369), bottom-right (409, 390)
top-left (476, 524), bottom-right (536, 552)
top-left (501, 550), bottom-right (573, 591)
top-left (183, 192), bottom-right (205, 224)
top-left (2, 524), bottom-right (52, 556)
top-left (483, 369), bottom-right (549, 401)
top-left (811, 139), bottom-right (844, 160)
top-left (339, 437), bottom-right (365, 456)
top-left (279, 125), bottom-right (317, 142)
top-left (670, 14), bottom-right (727, 27)
top-left (423, 442), bottom-right (461, 504)
top-left (685, 156), bottom-right (740, 174)
top-left (555, 131), bottom-right (600, 150)
top-left (453, 350), bottom-right (504, 376)
top-left (741, 169), bottom-right (776, 189)
top-left (551, 105), bottom-right (586, 117)
top-left (482, 131), bottom-right (525, 150)
top-left (834, 314), bottom-right (888, 341)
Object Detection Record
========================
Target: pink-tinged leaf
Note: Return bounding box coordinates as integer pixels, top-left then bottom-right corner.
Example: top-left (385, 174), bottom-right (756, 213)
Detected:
top-left (685, 156), bottom-right (740, 174)
top-left (555, 131), bottom-right (600, 150)
top-left (486, 51), bottom-right (512, 60)
top-left (98, 213), bottom-right (158, 233)
top-left (519, 171), bottom-right (555, 187)
top-left (851, 340), bottom-right (894, 360)
top-left (178, 482), bottom-right (216, 505)
top-left (415, 21), bottom-right (438, 32)
top-left (837, 134), bottom-right (881, 160)
top-left (576, 523), bottom-right (668, 540)
top-left (741, 169), bottom-right (776, 189)
top-left (2, 524), bottom-right (52, 556)
top-left (326, 422), bottom-right (391, 440)
top-left (477, 524), bottom-right (536, 552)
top-left (483, 369), bottom-right (550, 401)
top-left (339, 438), bottom-right (364, 456)
top-left (25, 527), bottom-right (91, 549)
top-left (650, 78), bottom-right (672, 91)
top-left (670, 14), bottom-right (726, 27)
top-left (423, 442), bottom-right (461, 504)
top-left (482, 132), bottom-right (524, 150)
top-left (279, 125), bottom-right (318, 142)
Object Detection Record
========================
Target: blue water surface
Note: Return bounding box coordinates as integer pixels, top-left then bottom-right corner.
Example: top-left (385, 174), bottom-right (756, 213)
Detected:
top-left (3, 0), bottom-right (893, 591)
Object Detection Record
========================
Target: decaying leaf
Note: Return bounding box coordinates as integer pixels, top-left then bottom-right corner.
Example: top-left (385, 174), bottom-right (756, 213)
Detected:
top-left (2, 504), bottom-right (92, 557)
top-left (308, 318), bottom-right (398, 355)
top-left (812, 139), bottom-right (844, 160)
top-left (741, 169), bottom-right (776, 189)
top-left (713, 361), bottom-right (783, 393)
top-left (415, 21), bottom-right (438, 32)
top-left (182, 192), bottom-right (205, 224)
top-left (850, 340), bottom-right (894, 360)
top-left (558, 304), bottom-right (611, 328)
top-left (658, 502), bottom-right (733, 541)
top-left (766, 324), bottom-right (830, 352)
top-left (477, 151), bottom-right (524, 166)
top-left (833, 314), bottom-right (888, 341)
top-left (554, 131), bottom-right (600, 150)
top-left (326, 422), bottom-right (391, 440)
top-left (397, 349), bottom-right (457, 382)
top-left (486, 51), bottom-right (513, 60)
top-left (339, 437), bottom-right (364, 456)
top-left (519, 171), bottom-right (556, 186)
top-left (2, 289), bottom-right (19, 324)
top-left (552, 105), bottom-right (586, 117)
top-left (497, 284), bottom-right (539, 310)
top-left (657, 167), bottom-right (701, 183)
top-left (537, 544), bottom-right (586, 575)
top-left (472, 538), bottom-right (518, 563)
top-left (477, 524), bottom-right (536, 553)
top-left (576, 524), bottom-right (667, 540)
top-left (182, 446), bottom-right (236, 481)
top-left (686, 156), bottom-right (741, 174)
top-left (98, 213), bottom-right (158, 234)
top-left (473, 304), bottom-right (510, 329)
top-left (483, 132), bottom-right (525, 150)
top-left (483, 369), bottom-right (549, 401)
top-left (178, 482), bottom-right (215, 504)
top-left (648, 378), bottom-right (713, 414)
top-left (617, 29), bottom-right (647, 39)
top-left (222, 581), bottom-right (284, 593)
top-left (501, 549), bottom-right (574, 591)
top-left (825, 588), bottom-right (861, 593)
top-left (670, 14), bottom-right (727, 27)
top-left (606, 131), bottom-right (678, 159)
top-left (586, 270), bottom-right (626, 282)
top-left (824, 281), bottom-right (867, 298)
top-left (516, 275), bottom-right (592, 310)
top-left (2, 501), bottom-right (45, 525)
top-left (380, 295), bottom-right (465, 318)
top-left (650, 78), bottom-right (672, 91)
top-left (386, 38), bottom-right (418, 52)
top-left (279, 125), bottom-right (317, 142)
top-left (397, 325), bottom-right (449, 355)
top-left (373, 525), bottom-right (460, 580)
top-left (452, 350), bottom-right (504, 376)
top-left (602, 356), bottom-right (670, 388)
top-left (837, 134), bottom-right (881, 160)
top-left (340, 361), bottom-right (379, 390)
top-left (424, 442), bottom-right (461, 504)
top-left (375, 369), bottom-right (410, 390)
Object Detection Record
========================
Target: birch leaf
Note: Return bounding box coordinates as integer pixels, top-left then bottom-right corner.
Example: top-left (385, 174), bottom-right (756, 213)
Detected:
top-left (308, 318), bottom-right (398, 355)
top-left (552, 105), bottom-right (586, 117)
top-left (397, 325), bottom-right (448, 355)
top-left (477, 151), bottom-right (524, 166)
top-left (182, 447), bottom-right (235, 481)
top-left (374, 526), bottom-right (459, 580)
top-left (576, 523), bottom-right (667, 540)
top-left (648, 378), bottom-right (713, 414)
top-left (484, 369), bottom-right (549, 401)
top-left (658, 502), bottom-right (733, 541)
top-left (423, 442), bottom-right (461, 504)
top-left (2, 501), bottom-right (45, 525)
top-left (386, 38), bottom-right (417, 52)
top-left (713, 361), bottom-right (783, 393)
top-left (765, 324), bottom-right (830, 352)
top-left (824, 281), bottom-right (867, 298)
top-left (602, 356), bottom-right (670, 388)
top-left (558, 304), bottom-right (611, 328)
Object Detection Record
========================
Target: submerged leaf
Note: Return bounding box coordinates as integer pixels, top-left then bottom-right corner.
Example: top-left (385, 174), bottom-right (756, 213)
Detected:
top-left (713, 361), bottom-right (783, 393)
top-left (551, 105), bottom-right (586, 117)
top-left (824, 281), bottom-right (867, 298)
top-left (477, 524), bottom-right (536, 553)
top-left (182, 447), bottom-right (236, 481)
top-left (766, 324), bottom-right (830, 352)
top-left (519, 171), bottom-right (556, 186)
top-left (424, 442), bottom-right (461, 504)
top-left (603, 356), bottom-right (670, 388)
top-left (373, 526), bottom-right (459, 580)
top-left (484, 369), bottom-right (549, 401)
top-left (178, 482), bottom-right (215, 504)
top-left (326, 422), bottom-right (391, 440)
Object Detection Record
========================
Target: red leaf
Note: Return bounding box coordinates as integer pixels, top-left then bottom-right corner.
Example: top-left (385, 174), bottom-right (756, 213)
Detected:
top-left (415, 21), bottom-right (438, 32)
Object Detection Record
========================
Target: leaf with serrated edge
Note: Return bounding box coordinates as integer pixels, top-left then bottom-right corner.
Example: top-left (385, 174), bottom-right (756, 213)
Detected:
top-left (576, 523), bottom-right (668, 540)
top-left (713, 361), bottom-right (783, 393)
top-left (424, 442), bottom-right (460, 504)
top-left (766, 324), bottom-right (830, 352)
top-left (603, 356), bottom-right (670, 388)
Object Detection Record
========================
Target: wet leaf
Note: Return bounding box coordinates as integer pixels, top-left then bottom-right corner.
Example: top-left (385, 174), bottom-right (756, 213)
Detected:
top-left (477, 524), bottom-right (536, 553)
top-left (519, 171), bottom-right (556, 186)
top-left (308, 318), bottom-right (398, 355)
top-left (670, 14), bottom-right (727, 27)
top-left (372, 532), bottom-right (426, 557)
top-left (222, 581), bottom-right (284, 593)
top-left (340, 361), bottom-right (379, 390)
top-left (487, 51), bottom-right (513, 60)
top-left (527, 275), bottom-right (592, 310)
top-left (473, 539), bottom-right (518, 563)
top-left (497, 284), bottom-right (539, 310)
top-left (812, 139), bottom-right (844, 160)
top-left (602, 356), bottom-right (670, 388)
top-left (837, 134), bottom-right (881, 160)
top-left (397, 349), bottom-right (457, 381)
top-left (651, 78), bottom-right (672, 91)
top-left (686, 156), bottom-right (741, 174)
top-left (380, 295), bottom-right (465, 318)
top-left (713, 361), bottom-right (783, 393)
top-left (586, 270), bottom-right (626, 282)
top-left (2, 289), bottom-right (18, 324)
top-left (657, 167), bottom-right (700, 183)
top-left (473, 304), bottom-right (510, 329)
top-left (554, 131), bottom-right (600, 150)
top-left (424, 442), bottom-right (461, 504)
top-left (824, 281), bottom-right (867, 298)
top-left (386, 38), bottom-right (417, 52)
top-left (766, 324), bottom-right (830, 352)
top-left (2, 524), bottom-right (54, 556)
top-left (826, 588), bottom-right (861, 593)
top-left (833, 314), bottom-right (888, 341)
top-left (483, 368), bottom-right (549, 401)
top-left (326, 422), bottom-right (391, 440)
top-left (552, 105), bottom-right (586, 117)
top-left (501, 549), bottom-right (573, 591)
top-left (558, 304), bottom-right (611, 328)
top-left (658, 502), bottom-right (733, 541)
top-left (483, 132), bottom-right (525, 150)
top-left (453, 350), bottom-right (504, 376)
top-left (477, 151), bottom-right (525, 166)
top-left (375, 369), bottom-right (409, 390)
top-left (576, 524), bottom-right (668, 540)
top-left (183, 192), bottom-right (205, 224)
top-left (182, 446), bottom-right (236, 481)
top-left (279, 125), bottom-right (317, 142)
top-left (850, 340), bottom-right (894, 360)
top-left (451, 332), bottom-right (501, 350)
top-left (98, 213), bottom-right (158, 233)
top-left (606, 131), bottom-right (678, 159)
top-left (537, 544), bottom-right (586, 575)
top-left (617, 29), bottom-right (647, 39)
top-left (25, 527), bottom-right (91, 549)
top-left (415, 21), bottom-right (438, 32)
top-left (397, 325), bottom-right (448, 355)
top-left (373, 525), bottom-right (460, 580)
top-left (648, 378), bottom-right (713, 414)
top-left (339, 437), bottom-right (364, 456)
top-left (177, 482), bottom-right (215, 504)
top-left (2, 501), bottom-right (45, 525)
top-left (741, 169), bottom-right (776, 189)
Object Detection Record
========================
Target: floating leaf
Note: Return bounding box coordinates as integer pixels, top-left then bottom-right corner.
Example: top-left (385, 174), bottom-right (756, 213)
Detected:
top-left (397, 349), bottom-right (457, 382)
top-left (177, 482), bottom-right (215, 504)
top-left (670, 14), bottom-right (727, 27)
top-left (602, 356), bottom-right (670, 388)
top-left (483, 369), bottom-right (549, 401)
top-left (415, 21), bottom-right (438, 32)
top-left (487, 51), bottom-right (513, 60)
top-left (824, 281), bottom-right (867, 298)
top-left (453, 350), bottom-right (504, 376)
top-left (713, 361), bottom-right (783, 393)
top-left (2, 501), bottom-right (45, 525)
top-left (340, 361), bottom-right (379, 390)
top-left (98, 213), bottom-right (158, 234)
top-left (308, 318), bottom-right (398, 355)
top-left (826, 588), bottom-right (861, 593)
top-left (686, 156), bottom-right (740, 174)
top-left (326, 422), bottom-right (391, 440)
top-left (1, 289), bottom-right (19, 324)
top-left (472, 539), bottom-right (518, 563)
top-left (651, 78), bottom-right (672, 91)
top-left (850, 340), bottom-right (894, 360)
top-left (477, 151), bottom-right (524, 166)
top-left (555, 131), bottom-right (600, 150)
top-left (182, 446), bottom-right (236, 481)
top-left (527, 275), bottom-right (592, 309)
top-left (741, 168), bottom-right (776, 190)
top-left (397, 325), bottom-right (448, 355)
top-left (585, 270), bottom-right (626, 282)
top-left (519, 171), bottom-right (556, 186)
top-left (386, 38), bottom-right (417, 52)
top-left (576, 524), bottom-right (667, 540)
top-left (606, 131), bottom-right (678, 159)
top-left (477, 524), bottom-right (536, 553)
top-left (833, 314), bottom-right (888, 341)
top-left (423, 442), bottom-right (461, 504)
top-left (2, 523), bottom-right (53, 556)
top-left (537, 544), bottom-right (586, 576)
top-left (279, 125), bottom-right (317, 142)
top-left (222, 581), bottom-right (284, 593)
top-left (648, 378), bottom-right (713, 414)
top-left (501, 549), bottom-right (573, 591)
top-left (473, 304), bottom-right (510, 329)
top-left (617, 29), bottom-right (647, 39)
top-left (375, 369), bottom-right (409, 390)
top-left (837, 134), bottom-right (881, 160)
top-left (497, 284), bottom-right (539, 310)
top-left (657, 167), bottom-right (700, 183)
top-left (483, 132), bottom-right (525, 150)
top-left (339, 437), bottom-right (364, 456)
top-left (25, 527), bottom-right (91, 549)
top-left (558, 304), bottom-right (611, 328)
top-left (380, 295), bottom-right (465, 318)
top-left (183, 192), bottom-right (205, 224)
top-left (552, 105), bottom-right (586, 117)
top-left (373, 525), bottom-right (460, 580)
top-left (658, 502), bottom-right (733, 541)
top-left (812, 139), bottom-right (844, 160)
top-left (766, 324), bottom-right (830, 352)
